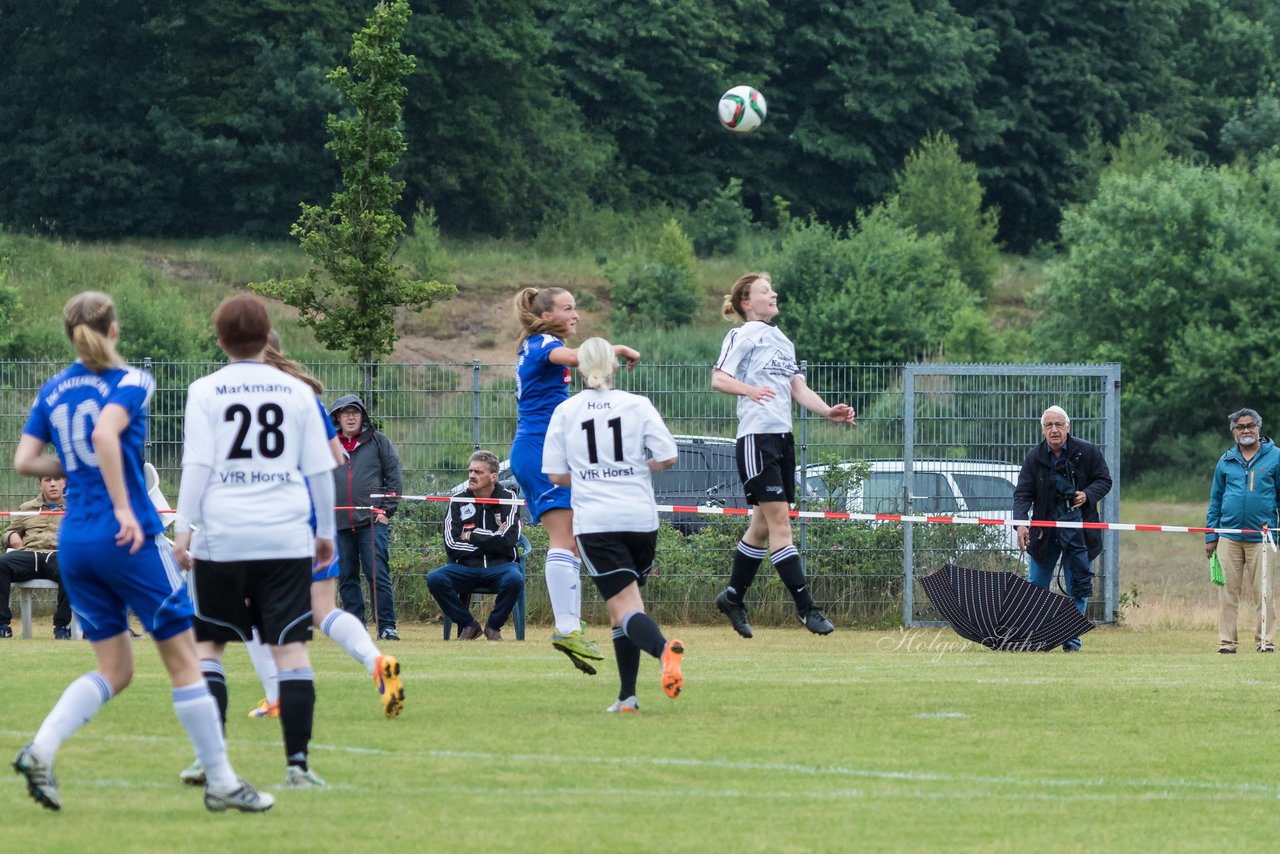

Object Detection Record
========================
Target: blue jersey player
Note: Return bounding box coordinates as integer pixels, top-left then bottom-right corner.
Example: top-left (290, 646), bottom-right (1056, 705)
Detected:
top-left (11, 291), bottom-right (272, 814)
top-left (510, 286), bottom-right (639, 674)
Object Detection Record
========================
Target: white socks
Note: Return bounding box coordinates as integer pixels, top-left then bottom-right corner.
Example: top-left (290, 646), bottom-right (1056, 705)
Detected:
top-left (321, 608), bottom-right (380, 674)
top-left (545, 548), bottom-right (582, 635)
top-left (32, 672), bottom-right (112, 762)
top-left (172, 681), bottom-right (237, 790)
top-left (245, 628), bottom-right (280, 703)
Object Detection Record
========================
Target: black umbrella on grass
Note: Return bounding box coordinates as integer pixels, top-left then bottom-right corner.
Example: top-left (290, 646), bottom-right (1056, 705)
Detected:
top-left (920, 564), bottom-right (1095, 652)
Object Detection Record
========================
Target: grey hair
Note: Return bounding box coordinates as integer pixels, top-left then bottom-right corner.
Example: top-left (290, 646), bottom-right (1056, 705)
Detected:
top-left (578, 337), bottom-right (616, 391)
top-left (469, 450), bottom-right (500, 474)
top-left (1229, 408), bottom-right (1262, 431)
top-left (1041, 405), bottom-right (1070, 427)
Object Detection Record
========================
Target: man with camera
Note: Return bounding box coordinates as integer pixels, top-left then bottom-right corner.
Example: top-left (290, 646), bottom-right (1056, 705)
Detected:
top-left (1013, 406), bottom-right (1113, 652)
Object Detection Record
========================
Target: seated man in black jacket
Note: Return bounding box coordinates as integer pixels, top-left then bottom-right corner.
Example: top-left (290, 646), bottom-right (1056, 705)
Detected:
top-left (427, 451), bottom-right (525, 640)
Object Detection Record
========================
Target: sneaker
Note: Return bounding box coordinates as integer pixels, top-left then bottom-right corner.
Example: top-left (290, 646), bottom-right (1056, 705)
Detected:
top-left (715, 590), bottom-right (753, 638)
top-left (205, 777), bottom-right (275, 812)
top-left (53, 626), bottom-right (72, 640)
top-left (378, 627), bottom-right (400, 642)
top-left (13, 743), bottom-right (60, 811)
top-left (0, 625), bottom-right (12, 639)
top-left (660, 639), bottom-right (685, 699)
top-left (551, 626), bottom-right (605, 677)
top-left (800, 607), bottom-right (835, 635)
top-left (282, 765), bottom-right (328, 789)
top-left (483, 624), bottom-right (503, 641)
top-left (458, 622), bottom-right (483, 641)
top-left (555, 644), bottom-right (598, 676)
top-left (1219, 645), bottom-right (1237, 654)
top-left (605, 696), bottom-right (640, 714)
top-left (247, 698), bottom-right (280, 719)
top-left (179, 759), bottom-right (207, 786)
top-left (374, 654), bottom-right (404, 719)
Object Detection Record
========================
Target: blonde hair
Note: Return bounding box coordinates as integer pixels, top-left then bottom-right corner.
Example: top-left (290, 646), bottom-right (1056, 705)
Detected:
top-left (264, 329), bottom-right (324, 395)
top-left (63, 291), bottom-right (122, 372)
top-left (721, 272), bottom-right (771, 322)
top-left (514, 286), bottom-right (573, 346)
top-left (577, 337), bottom-right (616, 391)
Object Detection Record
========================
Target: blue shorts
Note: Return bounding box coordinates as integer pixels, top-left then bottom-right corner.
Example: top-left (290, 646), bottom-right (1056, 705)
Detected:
top-left (510, 438), bottom-right (571, 524)
top-left (58, 532), bottom-right (194, 643)
top-left (313, 554), bottom-right (340, 582)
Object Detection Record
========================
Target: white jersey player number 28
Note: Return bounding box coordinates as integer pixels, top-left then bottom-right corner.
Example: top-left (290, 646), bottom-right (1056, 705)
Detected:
top-left (224, 403), bottom-right (286, 459)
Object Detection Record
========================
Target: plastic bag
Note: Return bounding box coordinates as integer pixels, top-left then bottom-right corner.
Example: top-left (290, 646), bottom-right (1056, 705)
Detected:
top-left (1209, 551), bottom-right (1225, 586)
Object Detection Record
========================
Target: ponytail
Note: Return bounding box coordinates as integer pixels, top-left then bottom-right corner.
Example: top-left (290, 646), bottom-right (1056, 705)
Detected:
top-left (721, 272), bottom-right (771, 322)
top-left (514, 286), bottom-right (573, 346)
top-left (264, 329), bottom-right (324, 395)
top-left (577, 337), bottom-right (616, 391)
top-left (63, 291), bottom-right (121, 372)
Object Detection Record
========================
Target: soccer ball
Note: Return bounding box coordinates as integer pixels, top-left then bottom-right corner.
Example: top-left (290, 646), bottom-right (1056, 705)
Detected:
top-left (718, 85), bottom-right (766, 134)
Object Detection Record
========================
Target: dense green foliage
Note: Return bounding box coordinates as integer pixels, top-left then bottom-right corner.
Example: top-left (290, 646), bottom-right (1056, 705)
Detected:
top-left (251, 0), bottom-right (455, 364)
top-left (773, 212), bottom-right (979, 364)
top-left (606, 219), bottom-right (701, 330)
top-left (889, 132), bottom-right (1001, 299)
top-left (5, 1), bottom-right (1280, 251)
top-left (1037, 150), bottom-right (1280, 475)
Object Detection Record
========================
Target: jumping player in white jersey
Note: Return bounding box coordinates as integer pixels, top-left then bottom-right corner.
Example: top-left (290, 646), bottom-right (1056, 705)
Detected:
top-left (12, 291), bottom-right (272, 813)
top-left (711, 272), bottom-right (856, 638)
top-left (542, 338), bottom-right (684, 712)
top-left (511, 287), bottom-right (640, 675)
top-left (172, 295), bottom-right (338, 790)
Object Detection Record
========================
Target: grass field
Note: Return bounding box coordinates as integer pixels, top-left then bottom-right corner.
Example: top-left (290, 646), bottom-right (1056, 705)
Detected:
top-left (5, 620), bottom-right (1280, 853)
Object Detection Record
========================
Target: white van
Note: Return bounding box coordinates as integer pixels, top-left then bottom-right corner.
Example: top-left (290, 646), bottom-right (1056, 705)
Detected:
top-left (799, 460), bottom-right (1023, 550)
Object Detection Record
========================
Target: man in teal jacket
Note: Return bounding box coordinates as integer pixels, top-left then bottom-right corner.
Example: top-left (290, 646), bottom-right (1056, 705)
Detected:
top-left (1205, 408), bottom-right (1280, 654)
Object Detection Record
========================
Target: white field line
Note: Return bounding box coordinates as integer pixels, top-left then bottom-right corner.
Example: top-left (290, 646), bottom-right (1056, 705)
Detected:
top-left (5, 729), bottom-right (1277, 802)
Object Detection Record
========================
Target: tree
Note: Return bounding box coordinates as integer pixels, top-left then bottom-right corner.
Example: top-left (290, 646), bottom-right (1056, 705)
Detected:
top-left (1036, 155), bottom-right (1280, 473)
top-left (542, 0), bottom-right (780, 212)
top-left (774, 212), bottom-right (976, 365)
top-left (889, 132), bottom-right (1001, 299)
top-left (953, 0), bottom-right (1193, 250)
top-left (252, 0), bottom-right (454, 388)
top-left (767, 0), bottom-right (998, 229)
top-left (606, 219), bottom-right (701, 330)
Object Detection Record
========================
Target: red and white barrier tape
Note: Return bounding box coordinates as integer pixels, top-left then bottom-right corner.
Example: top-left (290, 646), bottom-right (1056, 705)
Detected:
top-left (4, 497), bottom-right (1254, 538)
top-left (371, 493), bottom-right (1262, 537)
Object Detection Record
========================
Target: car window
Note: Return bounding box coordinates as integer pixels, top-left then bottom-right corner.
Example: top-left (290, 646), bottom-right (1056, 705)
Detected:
top-left (863, 472), bottom-right (959, 514)
top-left (952, 473), bottom-right (1015, 513)
top-left (803, 474), bottom-right (830, 500)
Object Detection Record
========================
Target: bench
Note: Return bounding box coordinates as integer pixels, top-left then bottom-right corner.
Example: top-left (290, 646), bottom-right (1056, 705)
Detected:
top-left (14, 579), bottom-right (82, 640)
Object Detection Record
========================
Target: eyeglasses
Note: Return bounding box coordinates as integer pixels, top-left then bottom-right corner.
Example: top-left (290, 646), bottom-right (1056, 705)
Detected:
top-left (1233, 422), bottom-right (1259, 431)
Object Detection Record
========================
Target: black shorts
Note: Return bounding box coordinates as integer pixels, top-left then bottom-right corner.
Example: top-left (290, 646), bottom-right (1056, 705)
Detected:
top-left (576, 531), bottom-right (657, 601)
top-left (736, 433), bottom-right (796, 505)
top-left (191, 557), bottom-right (313, 646)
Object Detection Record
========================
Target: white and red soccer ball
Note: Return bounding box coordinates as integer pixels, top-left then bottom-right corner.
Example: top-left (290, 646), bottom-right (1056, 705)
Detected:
top-left (718, 85), bottom-right (767, 134)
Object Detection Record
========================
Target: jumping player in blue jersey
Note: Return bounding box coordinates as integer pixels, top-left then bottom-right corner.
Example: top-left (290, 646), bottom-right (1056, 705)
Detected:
top-left (511, 287), bottom-right (639, 674)
top-left (11, 291), bottom-right (272, 813)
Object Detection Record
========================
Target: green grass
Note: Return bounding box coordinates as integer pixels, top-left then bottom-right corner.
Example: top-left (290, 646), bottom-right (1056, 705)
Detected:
top-left (4, 624), bottom-right (1278, 851)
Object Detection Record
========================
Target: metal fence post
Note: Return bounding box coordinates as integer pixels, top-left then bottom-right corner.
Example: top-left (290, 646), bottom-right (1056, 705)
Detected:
top-left (143, 356), bottom-right (153, 464)
top-left (472, 359), bottom-right (481, 450)
top-left (798, 360), bottom-right (808, 556)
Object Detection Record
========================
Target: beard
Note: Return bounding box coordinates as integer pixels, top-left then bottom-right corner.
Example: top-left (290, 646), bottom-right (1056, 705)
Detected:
top-left (1239, 435), bottom-right (1259, 447)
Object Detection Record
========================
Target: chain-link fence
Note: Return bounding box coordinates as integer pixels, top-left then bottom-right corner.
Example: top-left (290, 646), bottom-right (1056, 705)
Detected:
top-left (1, 358), bottom-right (1119, 629)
